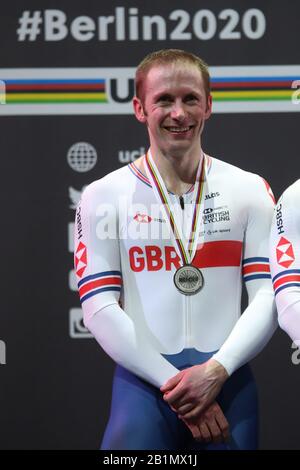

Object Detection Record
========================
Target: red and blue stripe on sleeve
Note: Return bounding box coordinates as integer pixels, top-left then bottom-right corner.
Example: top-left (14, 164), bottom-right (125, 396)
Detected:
top-left (272, 269), bottom-right (300, 296)
top-left (243, 257), bottom-right (271, 282)
top-left (78, 271), bottom-right (122, 303)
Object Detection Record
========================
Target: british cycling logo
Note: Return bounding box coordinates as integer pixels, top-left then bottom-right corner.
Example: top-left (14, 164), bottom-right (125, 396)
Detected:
top-left (203, 209), bottom-right (230, 224)
top-left (291, 342), bottom-right (300, 365)
top-left (0, 340), bottom-right (6, 365)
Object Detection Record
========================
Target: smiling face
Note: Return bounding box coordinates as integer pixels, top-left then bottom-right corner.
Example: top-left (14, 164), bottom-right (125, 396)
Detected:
top-left (133, 62), bottom-right (212, 158)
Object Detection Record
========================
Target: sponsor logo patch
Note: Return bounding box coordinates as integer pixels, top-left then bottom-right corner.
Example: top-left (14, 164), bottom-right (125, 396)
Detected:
top-left (75, 241), bottom-right (87, 277)
top-left (134, 213), bottom-right (152, 223)
top-left (205, 191), bottom-right (220, 200)
top-left (276, 236), bottom-right (295, 268)
top-left (203, 210), bottom-right (230, 224)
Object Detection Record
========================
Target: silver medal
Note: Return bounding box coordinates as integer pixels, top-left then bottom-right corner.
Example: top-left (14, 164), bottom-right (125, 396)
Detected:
top-left (173, 265), bottom-right (204, 295)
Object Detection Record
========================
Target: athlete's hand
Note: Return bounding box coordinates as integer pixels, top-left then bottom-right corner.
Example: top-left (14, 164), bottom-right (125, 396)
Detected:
top-left (160, 359), bottom-right (229, 420)
top-left (182, 401), bottom-right (230, 444)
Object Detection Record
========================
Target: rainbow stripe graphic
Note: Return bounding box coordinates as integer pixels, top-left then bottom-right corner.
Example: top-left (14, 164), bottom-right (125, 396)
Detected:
top-left (0, 66), bottom-right (299, 114)
top-left (211, 76), bottom-right (298, 102)
top-left (4, 79), bottom-right (107, 104)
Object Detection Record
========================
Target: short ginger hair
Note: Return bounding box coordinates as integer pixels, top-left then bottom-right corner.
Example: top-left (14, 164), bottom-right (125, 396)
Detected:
top-left (135, 49), bottom-right (211, 104)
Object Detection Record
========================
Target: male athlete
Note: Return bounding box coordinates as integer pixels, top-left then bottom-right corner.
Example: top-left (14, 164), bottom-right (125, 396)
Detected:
top-left (269, 180), bottom-right (300, 345)
top-left (75, 49), bottom-right (277, 450)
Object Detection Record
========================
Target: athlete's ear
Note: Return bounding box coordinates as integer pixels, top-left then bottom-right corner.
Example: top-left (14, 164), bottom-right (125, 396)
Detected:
top-left (204, 94), bottom-right (212, 120)
top-left (133, 96), bottom-right (147, 123)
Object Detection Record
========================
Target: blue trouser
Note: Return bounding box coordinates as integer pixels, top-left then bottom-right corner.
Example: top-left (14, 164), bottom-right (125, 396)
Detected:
top-left (101, 349), bottom-right (258, 450)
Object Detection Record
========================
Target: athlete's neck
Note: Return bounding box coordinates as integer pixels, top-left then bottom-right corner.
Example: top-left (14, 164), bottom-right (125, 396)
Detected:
top-left (149, 145), bottom-right (203, 195)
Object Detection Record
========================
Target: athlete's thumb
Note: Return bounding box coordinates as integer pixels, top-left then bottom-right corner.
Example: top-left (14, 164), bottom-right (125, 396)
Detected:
top-left (160, 371), bottom-right (183, 392)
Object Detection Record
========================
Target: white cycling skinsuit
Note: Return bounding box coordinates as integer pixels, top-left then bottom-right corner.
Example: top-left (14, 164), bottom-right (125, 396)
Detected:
top-left (75, 153), bottom-right (277, 449)
top-left (269, 180), bottom-right (300, 345)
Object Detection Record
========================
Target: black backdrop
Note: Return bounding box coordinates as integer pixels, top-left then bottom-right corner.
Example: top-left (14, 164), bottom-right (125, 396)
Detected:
top-left (0, 0), bottom-right (299, 449)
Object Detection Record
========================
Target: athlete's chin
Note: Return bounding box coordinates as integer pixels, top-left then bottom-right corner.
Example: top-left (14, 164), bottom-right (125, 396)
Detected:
top-left (163, 142), bottom-right (194, 157)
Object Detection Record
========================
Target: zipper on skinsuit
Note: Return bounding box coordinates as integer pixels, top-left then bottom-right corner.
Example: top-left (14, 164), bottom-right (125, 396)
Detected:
top-left (184, 295), bottom-right (192, 347)
top-left (177, 193), bottom-right (193, 348)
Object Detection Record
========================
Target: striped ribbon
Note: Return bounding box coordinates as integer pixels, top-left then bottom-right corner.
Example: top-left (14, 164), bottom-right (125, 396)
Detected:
top-left (144, 150), bottom-right (206, 265)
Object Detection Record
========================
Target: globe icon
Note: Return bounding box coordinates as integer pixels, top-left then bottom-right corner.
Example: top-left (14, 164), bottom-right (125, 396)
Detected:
top-left (67, 142), bottom-right (97, 172)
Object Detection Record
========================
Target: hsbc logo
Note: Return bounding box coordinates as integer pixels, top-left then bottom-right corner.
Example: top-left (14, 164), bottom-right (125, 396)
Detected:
top-left (75, 241), bottom-right (88, 278)
top-left (276, 203), bottom-right (284, 235)
top-left (276, 236), bottom-right (295, 268)
top-left (134, 213), bottom-right (152, 223)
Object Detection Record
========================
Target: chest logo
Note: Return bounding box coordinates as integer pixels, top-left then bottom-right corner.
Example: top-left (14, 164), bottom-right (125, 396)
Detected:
top-left (75, 241), bottom-right (88, 278)
top-left (134, 213), bottom-right (152, 223)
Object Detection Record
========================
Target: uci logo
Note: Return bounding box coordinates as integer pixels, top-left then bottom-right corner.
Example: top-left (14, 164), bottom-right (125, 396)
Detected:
top-left (109, 77), bottom-right (134, 103)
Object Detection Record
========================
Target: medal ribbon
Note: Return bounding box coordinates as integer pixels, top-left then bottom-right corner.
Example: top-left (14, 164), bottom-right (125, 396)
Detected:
top-left (144, 150), bottom-right (206, 266)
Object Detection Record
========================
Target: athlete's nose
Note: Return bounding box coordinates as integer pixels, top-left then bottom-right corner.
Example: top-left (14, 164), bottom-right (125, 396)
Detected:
top-left (170, 100), bottom-right (186, 121)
